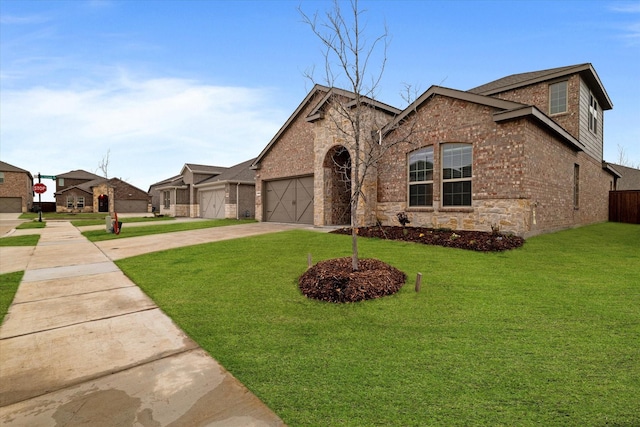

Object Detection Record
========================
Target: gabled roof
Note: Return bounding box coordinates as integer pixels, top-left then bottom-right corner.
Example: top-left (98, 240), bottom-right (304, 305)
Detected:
top-left (194, 158), bottom-right (256, 187)
top-left (149, 174), bottom-right (182, 189)
top-left (56, 169), bottom-right (103, 180)
top-left (182, 163), bottom-right (228, 176)
top-left (56, 177), bottom-right (149, 196)
top-left (0, 161), bottom-right (32, 177)
top-left (252, 84), bottom-right (331, 169)
top-left (468, 63), bottom-right (613, 110)
top-left (386, 85), bottom-right (583, 152)
top-left (387, 85), bottom-right (526, 130)
top-left (305, 86), bottom-right (401, 122)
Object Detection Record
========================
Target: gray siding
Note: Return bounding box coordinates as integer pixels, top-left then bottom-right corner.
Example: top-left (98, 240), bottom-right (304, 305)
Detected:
top-left (579, 78), bottom-right (603, 162)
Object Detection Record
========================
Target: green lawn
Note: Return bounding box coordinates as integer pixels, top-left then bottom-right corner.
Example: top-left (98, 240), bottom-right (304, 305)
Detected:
top-left (16, 221), bottom-right (46, 230)
top-left (72, 216), bottom-right (174, 227)
top-left (116, 223), bottom-right (640, 426)
top-left (0, 272), bottom-right (23, 323)
top-left (0, 235), bottom-right (40, 246)
top-left (82, 218), bottom-right (257, 241)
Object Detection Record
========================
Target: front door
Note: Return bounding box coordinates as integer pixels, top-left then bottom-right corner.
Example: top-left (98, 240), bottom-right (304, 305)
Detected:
top-left (98, 195), bottom-right (109, 212)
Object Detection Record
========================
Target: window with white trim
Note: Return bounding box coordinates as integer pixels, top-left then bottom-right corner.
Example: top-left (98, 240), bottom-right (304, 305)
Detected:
top-left (408, 147), bottom-right (434, 207)
top-left (588, 92), bottom-right (598, 134)
top-left (163, 191), bottom-right (170, 209)
top-left (0, 172), bottom-right (4, 184)
top-left (549, 81), bottom-right (568, 115)
top-left (442, 143), bottom-right (472, 207)
top-left (77, 196), bottom-right (85, 208)
top-left (66, 196), bottom-right (74, 208)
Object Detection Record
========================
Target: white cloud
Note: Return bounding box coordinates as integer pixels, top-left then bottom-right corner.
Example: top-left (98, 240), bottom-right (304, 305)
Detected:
top-left (0, 75), bottom-right (287, 199)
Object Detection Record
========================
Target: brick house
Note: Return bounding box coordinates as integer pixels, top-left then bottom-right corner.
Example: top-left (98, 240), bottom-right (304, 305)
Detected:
top-left (252, 63), bottom-right (617, 237)
top-left (149, 164), bottom-right (228, 217)
top-left (55, 170), bottom-right (150, 213)
top-left (193, 158), bottom-right (256, 219)
top-left (0, 161), bottom-right (34, 213)
top-left (150, 161), bottom-right (255, 218)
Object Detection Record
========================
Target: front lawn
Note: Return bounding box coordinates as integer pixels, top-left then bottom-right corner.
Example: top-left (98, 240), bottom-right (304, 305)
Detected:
top-left (0, 235), bottom-right (40, 247)
top-left (82, 219), bottom-right (256, 241)
top-left (117, 223), bottom-right (640, 426)
top-left (0, 272), bottom-right (23, 323)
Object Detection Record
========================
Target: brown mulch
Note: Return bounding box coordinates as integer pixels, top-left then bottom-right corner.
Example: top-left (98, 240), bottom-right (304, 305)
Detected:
top-left (299, 226), bottom-right (524, 303)
top-left (298, 257), bottom-right (407, 304)
top-left (330, 225), bottom-right (525, 252)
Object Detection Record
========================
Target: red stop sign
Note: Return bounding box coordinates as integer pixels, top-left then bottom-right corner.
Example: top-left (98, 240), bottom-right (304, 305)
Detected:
top-left (33, 183), bottom-right (47, 194)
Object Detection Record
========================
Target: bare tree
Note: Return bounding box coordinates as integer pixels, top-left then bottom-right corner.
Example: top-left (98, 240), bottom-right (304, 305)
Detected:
top-left (96, 149), bottom-right (111, 178)
top-left (616, 144), bottom-right (640, 168)
top-left (300, 0), bottom-right (418, 271)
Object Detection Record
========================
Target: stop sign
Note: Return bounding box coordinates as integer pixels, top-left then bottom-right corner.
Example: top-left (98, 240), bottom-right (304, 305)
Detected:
top-left (33, 183), bottom-right (47, 194)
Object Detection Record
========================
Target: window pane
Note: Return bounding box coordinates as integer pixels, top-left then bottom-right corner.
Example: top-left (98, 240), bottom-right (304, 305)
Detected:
top-left (443, 181), bottom-right (472, 206)
top-left (550, 81), bottom-right (567, 114)
top-left (409, 147), bottom-right (433, 183)
top-left (442, 144), bottom-right (472, 180)
top-left (409, 183), bottom-right (433, 207)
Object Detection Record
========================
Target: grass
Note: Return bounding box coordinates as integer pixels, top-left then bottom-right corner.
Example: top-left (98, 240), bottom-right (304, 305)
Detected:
top-left (116, 222), bottom-right (640, 426)
top-left (71, 216), bottom-right (174, 227)
top-left (0, 272), bottom-right (23, 323)
top-left (20, 212), bottom-right (108, 221)
top-left (16, 221), bottom-right (46, 229)
top-left (82, 218), bottom-right (257, 241)
top-left (0, 235), bottom-right (40, 246)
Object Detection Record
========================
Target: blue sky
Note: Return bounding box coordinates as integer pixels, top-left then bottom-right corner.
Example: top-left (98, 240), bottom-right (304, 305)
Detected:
top-left (1, 0), bottom-right (639, 201)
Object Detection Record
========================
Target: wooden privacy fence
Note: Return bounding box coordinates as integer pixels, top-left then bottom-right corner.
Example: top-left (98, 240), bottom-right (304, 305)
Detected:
top-left (609, 190), bottom-right (640, 224)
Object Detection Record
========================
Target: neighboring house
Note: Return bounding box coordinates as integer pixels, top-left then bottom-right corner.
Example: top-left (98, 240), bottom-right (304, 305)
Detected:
top-left (150, 164), bottom-right (228, 217)
top-left (55, 170), bottom-right (150, 213)
top-left (606, 163), bottom-right (640, 190)
top-left (194, 158), bottom-right (256, 219)
top-left (252, 63), bottom-right (618, 237)
top-left (0, 161), bottom-right (34, 213)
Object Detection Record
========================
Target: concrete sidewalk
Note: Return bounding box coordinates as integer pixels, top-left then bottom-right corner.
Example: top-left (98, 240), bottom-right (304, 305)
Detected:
top-left (0, 221), bottom-right (288, 426)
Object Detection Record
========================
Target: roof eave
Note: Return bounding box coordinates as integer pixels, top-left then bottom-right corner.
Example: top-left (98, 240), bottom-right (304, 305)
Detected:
top-left (493, 106), bottom-right (584, 151)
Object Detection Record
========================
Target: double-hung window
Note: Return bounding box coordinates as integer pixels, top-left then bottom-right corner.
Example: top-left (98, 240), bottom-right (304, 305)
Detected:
top-left (77, 196), bottom-right (85, 208)
top-left (549, 81), bottom-right (568, 115)
top-left (163, 191), bottom-right (171, 209)
top-left (66, 196), bottom-right (74, 208)
top-left (408, 147), bottom-right (434, 207)
top-left (442, 144), bottom-right (472, 207)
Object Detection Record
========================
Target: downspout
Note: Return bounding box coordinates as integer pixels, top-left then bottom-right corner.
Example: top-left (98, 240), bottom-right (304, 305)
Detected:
top-left (236, 183), bottom-right (240, 220)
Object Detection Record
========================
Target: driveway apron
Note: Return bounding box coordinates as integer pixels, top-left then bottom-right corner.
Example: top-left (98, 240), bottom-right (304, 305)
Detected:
top-left (0, 221), bottom-right (286, 426)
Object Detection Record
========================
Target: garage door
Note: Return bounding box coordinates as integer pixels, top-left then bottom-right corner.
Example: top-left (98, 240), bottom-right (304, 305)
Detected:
top-left (200, 189), bottom-right (226, 219)
top-left (115, 200), bottom-right (148, 213)
top-left (0, 197), bottom-right (22, 213)
top-left (264, 176), bottom-right (314, 224)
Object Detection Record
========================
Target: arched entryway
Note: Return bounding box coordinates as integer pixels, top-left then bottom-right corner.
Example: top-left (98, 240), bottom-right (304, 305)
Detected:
top-left (324, 145), bottom-right (352, 225)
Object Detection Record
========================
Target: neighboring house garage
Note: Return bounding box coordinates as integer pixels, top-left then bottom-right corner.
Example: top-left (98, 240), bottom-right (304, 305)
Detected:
top-left (194, 158), bottom-right (257, 220)
top-left (200, 188), bottom-right (226, 219)
top-left (0, 197), bottom-right (22, 213)
top-left (263, 176), bottom-right (314, 224)
top-left (0, 161), bottom-right (34, 213)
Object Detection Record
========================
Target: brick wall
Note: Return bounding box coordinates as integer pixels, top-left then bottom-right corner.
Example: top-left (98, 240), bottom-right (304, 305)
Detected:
top-left (254, 92), bottom-right (322, 221)
top-left (0, 171), bottom-right (33, 212)
top-left (376, 94), bottom-right (609, 236)
top-left (490, 74), bottom-right (581, 140)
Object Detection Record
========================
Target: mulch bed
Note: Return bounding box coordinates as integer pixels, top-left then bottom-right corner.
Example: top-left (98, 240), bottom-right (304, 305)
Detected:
top-left (298, 257), bottom-right (406, 303)
top-left (330, 225), bottom-right (525, 252)
top-left (299, 226), bottom-right (524, 303)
